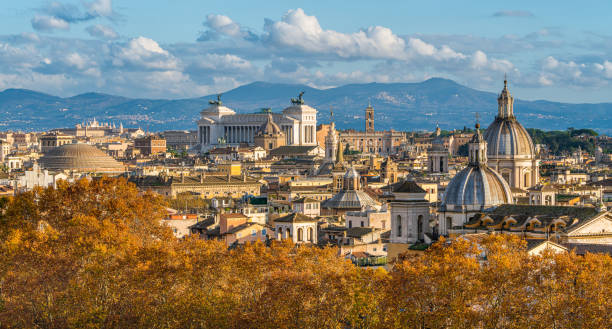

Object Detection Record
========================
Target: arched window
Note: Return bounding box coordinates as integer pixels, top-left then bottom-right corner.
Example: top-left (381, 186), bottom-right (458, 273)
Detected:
top-left (417, 215), bottom-right (423, 236)
top-left (446, 217), bottom-right (452, 232)
top-left (286, 228), bottom-right (291, 238)
top-left (297, 228), bottom-right (303, 242)
top-left (524, 172), bottom-right (530, 187)
top-left (396, 215), bottom-right (402, 237)
top-left (278, 227), bottom-right (283, 239)
top-left (308, 227), bottom-right (314, 242)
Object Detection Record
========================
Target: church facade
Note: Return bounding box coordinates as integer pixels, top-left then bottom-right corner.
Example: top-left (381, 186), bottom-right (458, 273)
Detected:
top-left (197, 94), bottom-right (317, 152)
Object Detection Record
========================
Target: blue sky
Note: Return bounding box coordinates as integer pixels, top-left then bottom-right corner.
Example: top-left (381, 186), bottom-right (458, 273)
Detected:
top-left (1, 0), bottom-right (612, 102)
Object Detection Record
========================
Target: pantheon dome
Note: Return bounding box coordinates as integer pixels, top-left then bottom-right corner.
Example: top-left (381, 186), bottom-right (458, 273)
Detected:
top-left (39, 143), bottom-right (125, 173)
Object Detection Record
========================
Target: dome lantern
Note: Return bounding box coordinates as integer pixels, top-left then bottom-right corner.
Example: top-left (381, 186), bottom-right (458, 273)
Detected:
top-left (468, 123), bottom-right (487, 166)
top-left (497, 76), bottom-right (514, 119)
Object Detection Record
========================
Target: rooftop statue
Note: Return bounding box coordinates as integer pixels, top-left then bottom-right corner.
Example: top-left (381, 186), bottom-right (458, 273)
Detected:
top-left (290, 91), bottom-right (305, 105)
top-left (209, 93), bottom-right (223, 106)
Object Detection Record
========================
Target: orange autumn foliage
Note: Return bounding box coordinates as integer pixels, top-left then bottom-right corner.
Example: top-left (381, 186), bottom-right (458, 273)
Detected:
top-left (0, 178), bottom-right (610, 328)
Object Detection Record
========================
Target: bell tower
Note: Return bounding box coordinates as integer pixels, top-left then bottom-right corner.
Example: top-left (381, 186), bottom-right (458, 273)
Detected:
top-left (365, 101), bottom-right (374, 133)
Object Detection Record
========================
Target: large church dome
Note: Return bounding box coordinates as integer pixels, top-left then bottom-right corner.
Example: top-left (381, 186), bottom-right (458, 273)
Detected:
top-left (484, 79), bottom-right (535, 158)
top-left (442, 165), bottom-right (512, 210)
top-left (442, 124), bottom-right (512, 211)
top-left (39, 143), bottom-right (125, 173)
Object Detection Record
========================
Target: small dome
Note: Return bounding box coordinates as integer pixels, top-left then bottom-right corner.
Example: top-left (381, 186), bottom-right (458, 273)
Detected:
top-left (39, 143), bottom-right (125, 173)
top-left (257, 113), bottom-right (283, 136)
top-left (321, 190), bottom-right (378, 210)
top-left (442, 165), bottom-right (512, 210)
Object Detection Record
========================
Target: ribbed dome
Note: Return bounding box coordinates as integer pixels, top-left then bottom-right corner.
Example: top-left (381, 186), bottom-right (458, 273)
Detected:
top-left (39, 143), bottom-right (125, 173)
top-left (484, 78), bottom-right (535, 158)
top-left (258, 113), bottom-right (283, 136)
top-left (484, 118), bottom-right (535, 158)
top-left (442, 165), bottom-right (512, 210)
top-left (321, 190), bottom-right (378, 210)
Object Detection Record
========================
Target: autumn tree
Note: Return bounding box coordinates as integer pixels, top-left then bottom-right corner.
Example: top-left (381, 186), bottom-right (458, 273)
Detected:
top-left (0, 178), bottom-right (611, 328)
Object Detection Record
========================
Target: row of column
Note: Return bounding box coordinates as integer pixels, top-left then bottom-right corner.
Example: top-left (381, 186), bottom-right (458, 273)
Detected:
top-left (200, 124), bottom-right (302, 146)
top-left (200, 126), bottom-right (211, 145)
top-left (282, 126), bottom-right (294, 145)
top-left (224, 126), bottom-right (257, 144)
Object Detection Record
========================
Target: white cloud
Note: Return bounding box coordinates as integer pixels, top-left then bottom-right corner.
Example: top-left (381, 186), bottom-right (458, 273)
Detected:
top-left (199, 54), bottom-right (252, 70)
top-left (31, 16), bottom-right (70, 32)
top-left (86, 0), bottom-right (113, 17)
top-left (263, 8), bottom-right (407, 59)
top-left (206, 14), bottom-right (242, 37)
top-left (594, 61), bottom-right (612, 78)
top-left (32, 0), bottom-right (114, 32)
top-left (113, 37), bottom-right (179, 70)
top-left (470, 50), bottom-right (513, 72)
top-left (86, 24), bottom-right (118, 39)
top-left (198, 14), bottom-right (257, 41)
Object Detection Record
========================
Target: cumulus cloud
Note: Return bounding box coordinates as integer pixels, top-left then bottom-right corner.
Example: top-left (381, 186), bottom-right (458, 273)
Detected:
top-left (86, 24), bottom-right (118, 39)
top-left (32, 0), bottom-right (115, 32)
top-left (112, 37), bottom-right (179, 70)
top-left (31, 15), bottom-right (70, 31)
top-left (86, 0), bottom-right (113, 17)
top-left (493, 10), bottom-right (534, 17)
top-left (8, 7), bottom-right (612, 100)
top-left (263, 8), bottom-right (407, 59)
top-left (531, 56), bottom-right (612, 87)
top-left (594, 61), bottom-right (612, 78)
top-left (471, 50), bottom-right (514, 71)
top-left (198, 14), bottom-right (258, 41)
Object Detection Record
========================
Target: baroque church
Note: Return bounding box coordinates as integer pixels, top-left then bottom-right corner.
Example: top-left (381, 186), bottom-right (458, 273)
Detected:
top-left (484, 78), bottom-right (539, 189)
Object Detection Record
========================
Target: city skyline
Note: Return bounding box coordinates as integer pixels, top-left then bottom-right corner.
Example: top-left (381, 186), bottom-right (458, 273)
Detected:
top-left (0, 1), bottom-right (612, 103)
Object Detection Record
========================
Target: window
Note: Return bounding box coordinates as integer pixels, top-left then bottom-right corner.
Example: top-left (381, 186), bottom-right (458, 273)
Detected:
top-left (418, 215), bottom-right (423, 235)
top-left (297, 228), bottom-right (304, 241)
top-left (382, 220), bottom-right (386, 229)
top-left (262, 229), bottom-right (267, 236)
top-left (349, 221), bottom-right (352, 228)
top-left (396, 215), bottom-right (402, 237)
top-left (360, 221), bottom-right (364, 227)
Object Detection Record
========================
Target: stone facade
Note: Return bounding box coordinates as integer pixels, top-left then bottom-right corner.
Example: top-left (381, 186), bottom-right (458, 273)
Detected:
top-left (197, 95), bottom-right (317, 152)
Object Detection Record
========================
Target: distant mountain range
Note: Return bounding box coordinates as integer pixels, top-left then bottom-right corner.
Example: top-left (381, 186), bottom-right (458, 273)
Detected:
top-left (0, 78), bottom-right (610, 133)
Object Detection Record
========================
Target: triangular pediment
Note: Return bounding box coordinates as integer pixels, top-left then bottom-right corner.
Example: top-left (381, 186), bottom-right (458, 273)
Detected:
top-left (567, 212), bottom-right (612, 236)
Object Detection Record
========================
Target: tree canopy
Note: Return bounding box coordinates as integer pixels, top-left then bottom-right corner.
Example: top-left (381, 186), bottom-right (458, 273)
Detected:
top-left (1, 178), bottom-right (611, 328)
